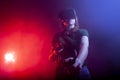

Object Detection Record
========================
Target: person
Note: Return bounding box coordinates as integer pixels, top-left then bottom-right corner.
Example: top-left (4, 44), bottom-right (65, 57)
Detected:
top-left (49, 8), bottom-right (91, 80)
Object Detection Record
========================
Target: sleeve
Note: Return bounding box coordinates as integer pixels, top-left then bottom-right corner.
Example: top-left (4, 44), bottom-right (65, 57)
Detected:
top-left (80, 29), bottom-right (89, 37)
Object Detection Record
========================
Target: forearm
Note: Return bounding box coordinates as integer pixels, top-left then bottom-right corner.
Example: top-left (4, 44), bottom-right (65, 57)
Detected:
top-left (48, 48), bottom-right (58, 62)
top-left (77, 46), bottom-right (88, 67)
top-left (49, 52), bottom-right (58, 62)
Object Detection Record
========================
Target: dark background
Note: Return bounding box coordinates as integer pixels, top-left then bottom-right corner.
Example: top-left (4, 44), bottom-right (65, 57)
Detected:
top-left (0, 0), bottom-right (120, 80)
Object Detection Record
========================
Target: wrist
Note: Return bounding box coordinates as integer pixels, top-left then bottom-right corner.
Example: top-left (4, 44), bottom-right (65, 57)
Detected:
top-left (75, 58), bottom-right (81, 63)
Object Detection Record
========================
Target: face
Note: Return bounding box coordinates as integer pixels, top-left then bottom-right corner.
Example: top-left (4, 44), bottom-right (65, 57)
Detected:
top-left (61, 18), bottom-right (76, 29)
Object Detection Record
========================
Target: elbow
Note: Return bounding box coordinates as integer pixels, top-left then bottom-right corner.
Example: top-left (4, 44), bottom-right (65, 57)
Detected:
top-left (48, 55), bottom-right (52, 62)
top-left (48, 54), bottom-right (54, 62)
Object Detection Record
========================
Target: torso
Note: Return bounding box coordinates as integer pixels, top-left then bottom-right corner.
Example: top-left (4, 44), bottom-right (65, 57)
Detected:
top-left (53, 29), bottom-right (83, 66)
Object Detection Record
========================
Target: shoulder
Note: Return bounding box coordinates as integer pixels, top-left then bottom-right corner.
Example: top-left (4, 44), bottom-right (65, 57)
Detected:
top-left (78, 28), bottom-right (89, 37)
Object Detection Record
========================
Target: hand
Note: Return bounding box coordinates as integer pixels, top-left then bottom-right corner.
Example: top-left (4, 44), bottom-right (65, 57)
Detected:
top-left (64, 57), bottom-right (74, 62)
top-left (72, 61), bottom-right (80, 68)
top-left (72, 58), bottom-right (81, 68)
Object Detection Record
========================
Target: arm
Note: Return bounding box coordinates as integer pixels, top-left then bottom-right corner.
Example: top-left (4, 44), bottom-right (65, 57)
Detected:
top-left (77, 36), bottom-right (89, 67)
top-left (49, 34), bottom-right (59, 62)
top-left (49, 43), bottom-right (64, 62)
top-left (48, 47), bottom-right (58, 62)
top-left (73, 36), bottom-right (89, 68)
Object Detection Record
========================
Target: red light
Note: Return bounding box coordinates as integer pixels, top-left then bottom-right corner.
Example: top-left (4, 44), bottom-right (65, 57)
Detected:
top-left (4, 52), bottom-right (15, 63)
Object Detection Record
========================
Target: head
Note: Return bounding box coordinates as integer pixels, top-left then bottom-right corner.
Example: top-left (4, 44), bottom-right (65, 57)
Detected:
top-left (58, 8), bottom-right (79, 30)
